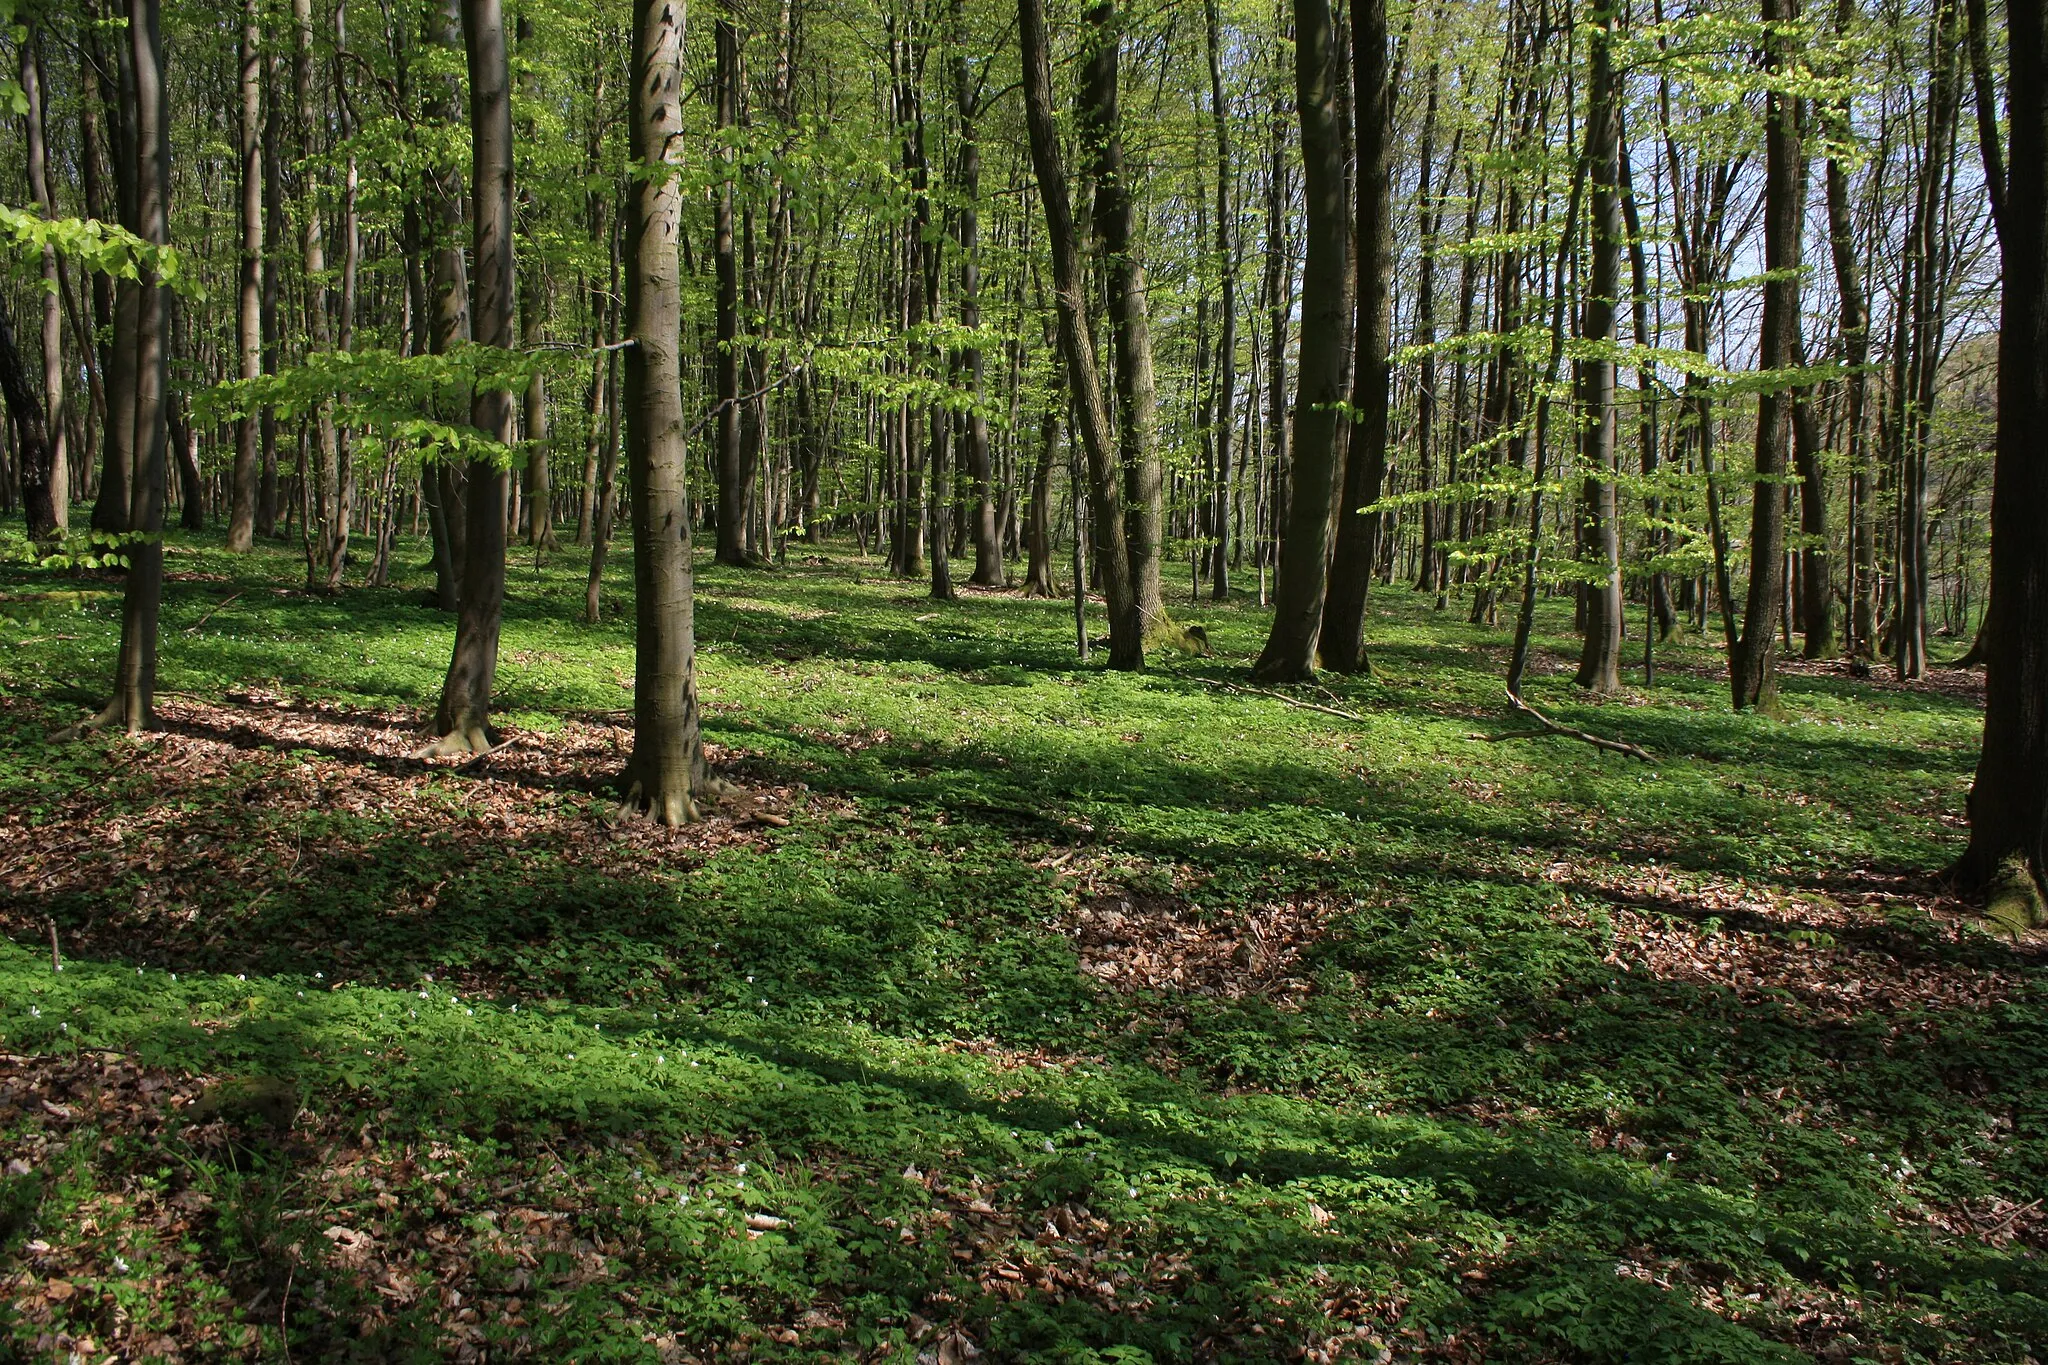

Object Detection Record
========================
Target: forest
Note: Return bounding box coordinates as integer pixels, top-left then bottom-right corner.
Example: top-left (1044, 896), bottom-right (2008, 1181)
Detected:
top-left (0, 0), bottom-right (2045, 1356)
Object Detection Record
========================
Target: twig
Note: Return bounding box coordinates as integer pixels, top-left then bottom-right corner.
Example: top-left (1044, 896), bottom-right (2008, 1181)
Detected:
top-left (183, 591), bottom-right (244, 633)
top-left (1194, 676), bottom-right (1371, 725)
top-left (1487, 689), bottom-right (1658, 763)
top-left (280, 1263), bottom-right (295, 1365)
top-left (47, 917), bottom-right (61, 973)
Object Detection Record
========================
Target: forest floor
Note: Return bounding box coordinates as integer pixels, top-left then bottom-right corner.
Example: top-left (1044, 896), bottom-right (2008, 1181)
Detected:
top-left (0, 532), bottom-right (2043, 1364)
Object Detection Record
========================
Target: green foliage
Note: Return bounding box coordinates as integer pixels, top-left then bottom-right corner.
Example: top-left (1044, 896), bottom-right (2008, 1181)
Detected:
top-left (0, 202), bottom-right (192, 290)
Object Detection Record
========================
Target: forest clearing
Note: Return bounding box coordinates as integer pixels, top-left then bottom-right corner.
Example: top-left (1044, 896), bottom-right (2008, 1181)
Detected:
top-left (4, 0), bottom-right (2048, 1355)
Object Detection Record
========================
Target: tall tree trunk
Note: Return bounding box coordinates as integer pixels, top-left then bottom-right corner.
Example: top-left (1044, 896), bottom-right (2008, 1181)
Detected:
top-left (1411, 63), bottom-right (1447, 597)
top-left (98, 0), bottom-right (171, 735)
top-left (516, 14), bottom-right (558, 551)
top-left (1204, 0), bottom-right (1237, 601)
top-left (430, 0), bottom-right (515, 754)
top-left (295, 0), bottom-right (344, 592)
top-left (1262, 14), bottom-right (1292, 591)
top-left (425, 0), bottom-right (471, 611)
top-left (1018, 0), bottom-right (1141, 668)
top-left (259, 47), bottom-right (285, 537)
top-left (1252, 0), bottom-right (1345, 681)
top-left (1730, 0), bottom-right (1805, 711)
top-left (1573, 0), bottom-right (1624, 692)
top-left (1318, 0), bottom-right (1389, 675)
top-left (1079, 0), bottom-right (1164, 632)
top-left (1894, 4), bottom-right (1960, 681)
top-left (1825, 76), bottom-right (1875, 657)
top-left (1956, 0), bottom-right (2048, 914)
top-left (22, 38), bottom-right (67, 536)
top-left (95, 22), bottom-right (138, 537)
top-left (620, 0), bottom-right (707, 823)
top-left (953, 0), bottom-right (1004, 587)
top-left (228, 0), bottom-right (264, 552)
top-left (712, 14), bottom-right (749, 567)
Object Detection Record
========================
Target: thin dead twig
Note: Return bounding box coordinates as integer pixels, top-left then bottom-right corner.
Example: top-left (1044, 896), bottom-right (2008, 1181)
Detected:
top-left (1195, 677), bottom-right (1371, 725)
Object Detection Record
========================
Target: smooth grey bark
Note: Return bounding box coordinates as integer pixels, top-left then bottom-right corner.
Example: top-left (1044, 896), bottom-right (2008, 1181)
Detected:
top-left (294, 0), bottom-right (345, 592)
top-left (94, 0), bottom-right (171, 735)
top-left (620, 0), bottom-right (708, 824)
top-left (1252, 0), bottom-right (1345, 682)
top-left (228, 0), bottom-right (263, 551)
top-left (22, 38), bottom-right (66, 535)
top-left (425, 0), bottom-right (471, 611)
top-left (1573, 0), bottom-right (1624, 693)
top-left (953, 0), bottom-right (1004, 587)
top-left (429, 0), bottom-right (516, 754)
top-left (1318, 0), bottom-right (1390, 675)
top-left (1730, 0), bottom-right (1805, 711)
top-left (712, 15), bottom-right (749, 567)
top-left (1203, 0), bottom-right (1237, 601)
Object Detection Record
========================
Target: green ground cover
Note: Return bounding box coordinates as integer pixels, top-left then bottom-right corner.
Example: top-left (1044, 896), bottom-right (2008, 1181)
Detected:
top-left (1, 533), bottom-right (2042, 1362)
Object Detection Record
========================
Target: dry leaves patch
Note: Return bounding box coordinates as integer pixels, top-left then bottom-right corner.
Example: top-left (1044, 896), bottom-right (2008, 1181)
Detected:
top-left (0, 695), bottom-right (821, 976)
top-left (1066, 890), bottom-right (1338, 1005)
top-left (1543, 860), bottom-right (2039, 1022)
top-left (2, 1047), bottom-right (1224, 1363)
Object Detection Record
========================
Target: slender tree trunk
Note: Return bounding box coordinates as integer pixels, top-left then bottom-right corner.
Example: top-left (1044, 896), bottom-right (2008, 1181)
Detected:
top-left (1411, 65), bottom-right (1447, 597)
top-left (1204, 0), bottom-right (1237, 601)
top-left (259, 47), bottom-right (284, 537)
top-left (1024, 369), bottom-right (1061, 597)
top-left (1019, 0), bottom-right (1141, 668)
top-left (1254, 0), bottom-right (1345, 681)
top-left (295, 0), bottom-right (344, 592)
top-left (953, 0), bottom-right (1004, 588)
top-left (1079, 0), bottom-right (1164, 632)
top-left (712, 14), bottom-right (749, 567)
top-left (228, 0), bottom-right (264, 552)
top-left (1827, 133), bottom-right (1876, 657)
top-left (22, 39), bottom-right (67, 535)
top-left (425, 0), bottom-right (471, 611)
top-left (1262, 18), bottom-right (1292, 591)
top-left (620, 0), bottom-right (707, 823)
top-left (0, 301), bottom-right (58, 543)
top-left (1574, 0), bottom-right (1624, 692)
top-left (1318, 0), bottom-right (1389, 675)
top-left (1730, 0), bottom-right (1804, 710)
top-left (1794, 375), bottom-right (1833, 656)
top-left (101, 0), bottom-right (171, 735)
top-left (430, 0), bottom-right (515, 754)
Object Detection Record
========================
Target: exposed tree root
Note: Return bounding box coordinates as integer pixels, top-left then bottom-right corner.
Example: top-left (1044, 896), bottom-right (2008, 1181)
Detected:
top-left (1480, 690), bottom-right (1658, 763)
top-left (412, 725), bottom-right (495, 760)
top-left (1984, 855), bottom-right (2047, 939)
top-left (49, 698), bottom-right (144, 744)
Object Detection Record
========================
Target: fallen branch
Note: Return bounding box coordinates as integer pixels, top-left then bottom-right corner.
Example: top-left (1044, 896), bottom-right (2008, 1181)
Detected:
top-left (1486, 689), bottom-right (1658, 763)
top-left (455, 737), bottom-right (524, 769)
top-left (183, 590), bottom-right (244, 633)
top-left (1195, 677), bottom-right (1371, 725)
